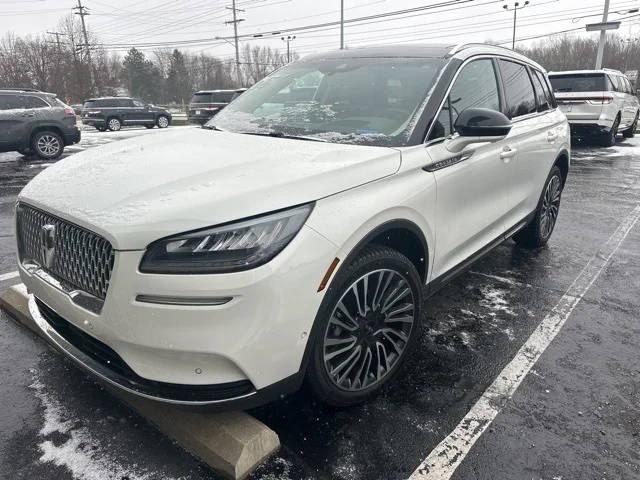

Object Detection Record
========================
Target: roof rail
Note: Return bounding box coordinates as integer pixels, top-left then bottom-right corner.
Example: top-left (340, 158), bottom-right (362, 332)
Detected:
top-left (0, 87), bottom-right (41, 92)
top-left (602, 67), bottom-right (622, 74)
top-left (448, 42), bottom-right (514, 55)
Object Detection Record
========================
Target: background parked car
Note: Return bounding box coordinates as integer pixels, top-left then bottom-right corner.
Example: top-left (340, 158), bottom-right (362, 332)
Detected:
top-left (187, 88), bottom-right (246, 125)
top-left (0, 88), bottom-right (80, 159)
top-left (549, 69), bottom-right (639, 146)
top-left (81, 97), bottom-right (172, 131)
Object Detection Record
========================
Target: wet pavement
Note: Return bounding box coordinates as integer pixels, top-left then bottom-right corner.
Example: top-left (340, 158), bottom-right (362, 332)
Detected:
top-left (1, 132), bottom-right (639, 480)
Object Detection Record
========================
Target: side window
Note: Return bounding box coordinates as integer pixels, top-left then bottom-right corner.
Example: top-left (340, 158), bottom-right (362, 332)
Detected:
top-left (531, 70), bottom-right (550, 112)
top-left (608, 75), bottom-right (621, 92)
top-left (0, 94), bottom-right (22, 110)
top-left (21, 96), bottom-right (49, 109)
top-left (117, 99), bottom-right (133, 107)
top-left (132, 99), bottom-right (145, 107)
top-left (623, 77), bottom-right (633, 94)
top-left (498, 59), bottom-right (537, 118)
top-left (429, 58), bottom-right (501, 140)
top-left (533, 70), bottom-right (555, 108)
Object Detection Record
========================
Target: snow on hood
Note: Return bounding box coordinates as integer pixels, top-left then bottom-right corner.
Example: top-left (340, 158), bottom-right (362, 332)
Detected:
top-left (19, 128), bottom-right (401, 249)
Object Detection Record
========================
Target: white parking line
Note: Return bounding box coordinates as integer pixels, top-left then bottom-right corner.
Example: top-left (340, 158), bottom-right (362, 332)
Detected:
top-left (0, 271), bottom-right (19, 282)
top-left (410, 204), bottom-right (640, 480)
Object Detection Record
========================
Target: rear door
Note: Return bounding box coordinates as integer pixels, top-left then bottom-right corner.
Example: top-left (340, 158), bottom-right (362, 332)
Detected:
top-left (427, 57), bottom-right (513, 278)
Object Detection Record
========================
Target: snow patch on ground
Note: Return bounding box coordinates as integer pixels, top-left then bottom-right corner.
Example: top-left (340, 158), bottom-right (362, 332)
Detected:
top-left (256, 457), bottom-right (294, 480)
top-left (29, 372), bottom-right (162, 480)
top-left (478, 285), bottom-right (516, 317)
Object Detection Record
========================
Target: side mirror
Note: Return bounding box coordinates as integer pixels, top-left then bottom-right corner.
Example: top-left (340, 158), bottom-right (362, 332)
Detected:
top-left (446, 108), bottom-right (512, 153)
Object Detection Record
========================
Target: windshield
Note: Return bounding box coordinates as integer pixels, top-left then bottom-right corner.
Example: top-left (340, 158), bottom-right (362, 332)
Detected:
top-left (209, 57), bottom-right (447, 146)
top-left (549, 73), bottom-right (606, 92)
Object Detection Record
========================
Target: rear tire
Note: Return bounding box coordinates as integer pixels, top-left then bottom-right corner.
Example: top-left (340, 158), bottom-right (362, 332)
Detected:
top-left (601, 115), bottom-right (620, 147)
top-left (513, 165), bottom-right (563, 249)
top-left (107, 117), bottom-right (121, 131)
top-left (306, 245), bottom-right (423, 407)
top-left (622, 112), bottom-right (638, 138)
top-left (32, 131), bottom-right (64, 160)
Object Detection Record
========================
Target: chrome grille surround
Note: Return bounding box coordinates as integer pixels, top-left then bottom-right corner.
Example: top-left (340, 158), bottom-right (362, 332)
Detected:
top-left (16, 203), bottom-right (115, 300)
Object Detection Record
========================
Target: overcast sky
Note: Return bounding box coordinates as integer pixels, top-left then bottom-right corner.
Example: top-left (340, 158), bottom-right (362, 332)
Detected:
top-left (1, 0), bottom-right (639, 60)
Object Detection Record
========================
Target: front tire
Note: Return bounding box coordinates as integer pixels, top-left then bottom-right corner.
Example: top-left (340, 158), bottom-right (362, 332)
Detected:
top-left (156, 115), bottom-right (169, 128)
top-left (513, 165), bottom-right (563, 249)
top-left (306, 245), bottom-right (423, 407)
top-left (32, 131), bottom-right (63, 159)
top-left (107, 117), bottom-right (122, 131)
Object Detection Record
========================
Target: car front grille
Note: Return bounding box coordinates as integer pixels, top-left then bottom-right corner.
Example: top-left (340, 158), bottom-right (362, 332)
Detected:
top-left (16, 203), bottom-right (115, 300)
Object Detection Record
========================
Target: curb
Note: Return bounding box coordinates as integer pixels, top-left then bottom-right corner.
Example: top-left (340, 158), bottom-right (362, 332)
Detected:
top-left (0, 284), bottom-right (280, 480)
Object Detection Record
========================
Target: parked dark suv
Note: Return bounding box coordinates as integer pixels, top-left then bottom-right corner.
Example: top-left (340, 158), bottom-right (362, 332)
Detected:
top-left (187, 89), bottom-right (246, 125)
top-left (0, 88), bottom-right (80, 159)
top-left (82, 97), bottom-right (172, 131)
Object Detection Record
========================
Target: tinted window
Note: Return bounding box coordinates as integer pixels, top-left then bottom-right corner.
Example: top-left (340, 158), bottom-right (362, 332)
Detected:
top-left (430, 58), bottom-right (501, 139)
top-left (609, 75), bottom-right (623, 92)
top-left (531, 70), bottom-right (549, 111)
top-left (21, 95), bottom-right (49, 108)
top-left (190, 93), bottom-right (212, 104)
top-left (132, 99), bottom-right (145, 107)
top-left (0, 94), bottom-right (22, 110)
top-left (549, 73), bottom-right (606, 92)
top-left (623, 77), bottom-right (633, 94)
top-left (213, 91), bottom-right (235, 102)
top-left (191, 92), bottom-right (236, 104)
top-left (499, 60), bottom-right (536, 118)
top-left (533, 70), bottom-right (555, 109)
top-left (83, 100), bottom-right (95, 109)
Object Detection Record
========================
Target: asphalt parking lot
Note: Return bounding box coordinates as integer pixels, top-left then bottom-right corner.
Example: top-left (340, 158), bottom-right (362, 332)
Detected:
top-left (1, 129), bottom-right (639, 480)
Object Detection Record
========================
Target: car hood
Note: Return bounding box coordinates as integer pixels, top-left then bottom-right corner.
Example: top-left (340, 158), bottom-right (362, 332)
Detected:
top-left (19, 128), bottom-right (401, 249)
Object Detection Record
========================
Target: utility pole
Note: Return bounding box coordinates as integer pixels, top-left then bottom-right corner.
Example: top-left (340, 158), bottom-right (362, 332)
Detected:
top-left (73, 0), bottom-right (96, 94)
top-left (340, 0), bottom-right (344, 49)
top-left (281, 35), bottom-right (296, 63)
top-left (503, 1), bottom-right (529, 50)
top-left (595, 0), bottom-right (611, 69)
top-left (225, 0), bottom-right (245, 86)
top-left (46, 31), bottom-right (67, 52)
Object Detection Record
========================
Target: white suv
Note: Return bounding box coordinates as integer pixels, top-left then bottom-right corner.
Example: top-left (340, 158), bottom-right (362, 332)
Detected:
top-left (16, 44), bottom-right (570, 408)
top-left (549, 69), bottom-right (639, 146)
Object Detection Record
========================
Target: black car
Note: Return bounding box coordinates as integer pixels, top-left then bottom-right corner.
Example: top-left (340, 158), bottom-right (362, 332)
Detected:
top-left (82, 97), bottom-right (172, 131)
top-left (0, 88), bottom-right (80, 159)
top-left (187, 89), bottom-right (246, 125)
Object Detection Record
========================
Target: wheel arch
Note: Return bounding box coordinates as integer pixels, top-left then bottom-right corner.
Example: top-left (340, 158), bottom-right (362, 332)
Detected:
top-left (29, 125), bottom-right (64, 145)
top-left (554, 149), bottom-right (570, 187)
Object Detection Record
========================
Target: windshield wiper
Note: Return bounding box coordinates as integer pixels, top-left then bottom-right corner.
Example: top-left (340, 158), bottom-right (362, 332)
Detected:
top-left (203, 124), bottom-right (224, 131)
top-left (239, 131), bottom-right (327, 142)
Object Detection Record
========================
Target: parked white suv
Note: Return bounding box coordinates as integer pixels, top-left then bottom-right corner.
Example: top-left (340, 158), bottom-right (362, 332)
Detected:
top-left (549, 69), bottom-right (639, 146)
top-left (16, 44), bottom-right (570, 408)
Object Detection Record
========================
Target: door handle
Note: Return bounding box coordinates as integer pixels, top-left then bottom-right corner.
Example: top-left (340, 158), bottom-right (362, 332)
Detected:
top-left (547, 132), bottom-right (558, 142)
top-left (500, 146), bottom-right (517, 162)
top-left (21, 111), bottom-right (35, 117)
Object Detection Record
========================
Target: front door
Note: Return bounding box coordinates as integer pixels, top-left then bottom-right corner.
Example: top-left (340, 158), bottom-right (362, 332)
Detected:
top-left (130, 99), bottom-right (155, 124)
top-left (426, 57), bottom-right (514, 279)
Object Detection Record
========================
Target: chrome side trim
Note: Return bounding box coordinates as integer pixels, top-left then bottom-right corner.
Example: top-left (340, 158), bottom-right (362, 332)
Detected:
top-left (23, 261), bottom-right (104, 314)
top-left (135, 294), bottom-right (233, 306)
top-left (28, 295), bottom-right (257, 406)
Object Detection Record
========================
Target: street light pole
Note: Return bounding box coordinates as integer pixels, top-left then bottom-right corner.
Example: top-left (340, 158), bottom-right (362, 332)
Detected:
top-left (503, 1), bottom-right (530, 50)
top-left (340, 0), bottom-right (344, 49)
top-left (595, 0), bottom-right (611, 69)
top-left (281, 35), bottom-right (296, 63)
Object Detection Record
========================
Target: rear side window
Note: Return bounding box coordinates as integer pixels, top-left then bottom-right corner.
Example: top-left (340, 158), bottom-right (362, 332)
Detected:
top-left (430, 58), bottom-right (501, 139)
top-left (622, 77), bottom-right (633, 94)
top-left (531, 70), bottom-right (550, 112)
top-left (21, 95), bottom-right (49, 108)
top-left (549, 73), bottom-right (606, 93)
top-left (83, 101), bottom-right (95, 109)
top-left (609, 75), bottom-right (624, 92)
top-left (0, 94), bottom-right (22, 110)
top-left (498, 60), bottom-right (536, 119)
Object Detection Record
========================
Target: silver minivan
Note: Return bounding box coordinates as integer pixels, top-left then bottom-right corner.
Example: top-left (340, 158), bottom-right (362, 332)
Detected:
top-left (549, 69), bottom-right (639, 146)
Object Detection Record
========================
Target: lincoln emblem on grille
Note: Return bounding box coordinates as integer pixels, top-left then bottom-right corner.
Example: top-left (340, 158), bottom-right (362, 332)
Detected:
top-left (40, 224), bottom-right (56, 269)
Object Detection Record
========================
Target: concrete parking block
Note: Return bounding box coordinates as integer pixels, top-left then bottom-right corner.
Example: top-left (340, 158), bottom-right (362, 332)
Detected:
top-left (0, 283), bottom-right (280, 480)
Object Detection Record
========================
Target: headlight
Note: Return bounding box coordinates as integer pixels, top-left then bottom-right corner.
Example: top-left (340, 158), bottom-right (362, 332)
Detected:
top-left (139, 203), bottom-right (313, 274)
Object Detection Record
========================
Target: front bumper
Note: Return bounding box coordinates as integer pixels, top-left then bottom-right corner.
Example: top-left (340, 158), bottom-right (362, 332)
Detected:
top-left (19, 224), bottom-right (338, 406)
